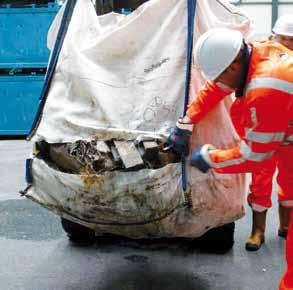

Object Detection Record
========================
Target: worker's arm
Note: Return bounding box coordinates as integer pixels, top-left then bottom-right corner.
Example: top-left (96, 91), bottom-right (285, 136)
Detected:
top-left (185, 80), bottom-right (232, 123)
top-left (191, 92), bottom-right (293, 173)
top-left (168, 81), bottom-right (232, 154)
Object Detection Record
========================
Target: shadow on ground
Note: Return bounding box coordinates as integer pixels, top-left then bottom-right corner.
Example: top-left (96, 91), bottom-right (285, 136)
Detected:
top-left (98, 268), bottom-right (210, 290)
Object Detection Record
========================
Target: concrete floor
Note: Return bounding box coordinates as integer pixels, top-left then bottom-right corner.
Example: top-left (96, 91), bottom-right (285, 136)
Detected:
top-left (0, 140), bottom-right (286, 290)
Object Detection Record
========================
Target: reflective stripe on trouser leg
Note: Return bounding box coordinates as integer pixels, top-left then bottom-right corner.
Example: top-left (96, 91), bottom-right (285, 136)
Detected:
top-left (249, 203), bottom-right (270, 212)
top-left (280, 200), bottom-right (293, 208)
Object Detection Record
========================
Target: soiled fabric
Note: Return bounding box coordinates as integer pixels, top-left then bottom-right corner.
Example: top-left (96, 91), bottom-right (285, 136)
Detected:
top-left (27, 0), bottom-right (251, 238)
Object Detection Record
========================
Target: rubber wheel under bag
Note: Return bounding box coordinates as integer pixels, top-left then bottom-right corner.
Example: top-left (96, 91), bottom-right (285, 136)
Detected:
top-left (194, 222), bottom-right (235, 253)
top-left (61, 218), bottom-right (96, 245)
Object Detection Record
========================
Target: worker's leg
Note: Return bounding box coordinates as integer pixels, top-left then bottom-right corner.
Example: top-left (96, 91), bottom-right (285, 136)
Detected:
top-left (247, 156), bottom-right (276, 211)
top-left (246, 158), bottom-right (276, 251)
top-left (279, 203), bottom-right (291, 238)
top-left (276, 145), bottom-right (293, 238)
top-left (279, 210), bottom-right (293, 290)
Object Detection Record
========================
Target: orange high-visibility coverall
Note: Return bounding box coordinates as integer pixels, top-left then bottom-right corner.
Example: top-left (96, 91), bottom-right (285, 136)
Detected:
top-left (187, 40), bottom-right (293, 290)
top-left (280, 210), bottom-right (293, 290)
top-left (187, 41), bottom-right (293, 210)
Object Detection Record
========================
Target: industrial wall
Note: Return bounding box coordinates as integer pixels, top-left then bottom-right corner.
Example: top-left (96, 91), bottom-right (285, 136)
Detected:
top-left (232, 0), bottom-right (293, 38)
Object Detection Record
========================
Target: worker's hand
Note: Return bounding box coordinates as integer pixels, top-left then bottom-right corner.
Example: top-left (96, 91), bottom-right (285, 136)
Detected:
top-left (167, 118), bottom-right (194, 156)
top-left (190, 144), bottom-right (215, 173)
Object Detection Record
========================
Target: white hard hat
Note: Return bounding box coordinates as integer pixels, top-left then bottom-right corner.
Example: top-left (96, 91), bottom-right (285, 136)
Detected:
top-left (273, 15), bottom-right (293, 37)
top-left (194, 28), bottom-right (244, 80)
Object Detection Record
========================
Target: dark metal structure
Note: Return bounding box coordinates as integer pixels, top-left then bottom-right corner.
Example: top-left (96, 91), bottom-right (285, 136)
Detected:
top-left (95, 0), bottom-right (148, 15)
top-left (0, 0), bottom-right (55, 7)
top-left (231, 0), bottom-right (292, 28)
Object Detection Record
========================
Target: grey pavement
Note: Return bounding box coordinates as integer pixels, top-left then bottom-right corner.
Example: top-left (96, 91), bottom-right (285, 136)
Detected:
top-left (0, 140), bottom-right (32, 201)
top-left (0, 140), bottom-right (286, 290)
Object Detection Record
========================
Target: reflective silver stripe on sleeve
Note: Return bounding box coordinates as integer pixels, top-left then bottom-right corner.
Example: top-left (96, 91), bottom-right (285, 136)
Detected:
top-left (209, 156), bottom-right (246, 169)
top-left (209, 141), bottom-right (275, 169)
top-left (240, 141), bottom-right (275, 161)
top-left (245, 78), bottom-right (293, 95)
top-left (246, 129), bottom-right (285, 143)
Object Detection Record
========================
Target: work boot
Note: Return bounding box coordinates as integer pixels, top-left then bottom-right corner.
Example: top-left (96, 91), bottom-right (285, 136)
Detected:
top-left (245, 210), bottom-right (267, 251)
top-left (278, 205), bottom-right (291, 239)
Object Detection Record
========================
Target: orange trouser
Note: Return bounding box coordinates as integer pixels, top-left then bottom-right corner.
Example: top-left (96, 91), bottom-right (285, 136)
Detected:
top-left (247, 144), bottom-right (293, 212)
top-left (279, 210), bottom-right (293, 290)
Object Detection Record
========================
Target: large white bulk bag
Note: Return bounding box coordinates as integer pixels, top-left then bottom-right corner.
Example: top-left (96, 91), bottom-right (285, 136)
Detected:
top-left (27, 0), bottom-right (251, 238)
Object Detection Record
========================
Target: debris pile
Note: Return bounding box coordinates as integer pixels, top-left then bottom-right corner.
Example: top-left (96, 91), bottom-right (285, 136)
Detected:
top-left (36, 138), bottom-right (180, 174)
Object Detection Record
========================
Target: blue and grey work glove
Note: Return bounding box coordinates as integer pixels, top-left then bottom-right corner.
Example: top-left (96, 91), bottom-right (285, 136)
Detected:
top-left (190, 144), bottom-right (215, 173)
top-left (167, 118), bottom-right (193, 156)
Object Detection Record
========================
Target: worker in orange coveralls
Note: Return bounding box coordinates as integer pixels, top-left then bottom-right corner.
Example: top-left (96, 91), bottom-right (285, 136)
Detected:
top-left (272, 14), bottom-right (293, 290)
top-left (168, 23), bottom-right (293, 252)
top-left (167, 25), bottom-right (292, 290)
top-left (280, 210), bottom-right (293, 290)
top-left (243, 15), bottom-right (293, 250)
top-left (272, 15), bottom-right (293, 51)
top-left (244, 15), bottom-right (293, 251)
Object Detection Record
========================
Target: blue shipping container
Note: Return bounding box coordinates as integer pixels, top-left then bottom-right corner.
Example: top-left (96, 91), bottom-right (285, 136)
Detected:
top-left (0, 3), bottom-right (60, 68)
top-left (0, 2), bottom-right (60, 135)
top-left (0, 75), bottom-right (44, 135)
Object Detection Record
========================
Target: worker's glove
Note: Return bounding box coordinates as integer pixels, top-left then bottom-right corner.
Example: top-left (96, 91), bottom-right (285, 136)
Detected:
top-left (190, 144), bottom-right (215, 173)
top-left (167, 119), bottom-right (194, 156)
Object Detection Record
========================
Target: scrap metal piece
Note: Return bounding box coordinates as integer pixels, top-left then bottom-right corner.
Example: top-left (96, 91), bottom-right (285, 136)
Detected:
top-left (96, 141), bottom-right (111, 153)
top-left (134, 134), bottom-right (167, 145)
top-left (49, 143), bottom-right (82, 173)
top-left (113, 141), bottom-right (144, 171)
top-left (142, 141), bottom-right (159, 160)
